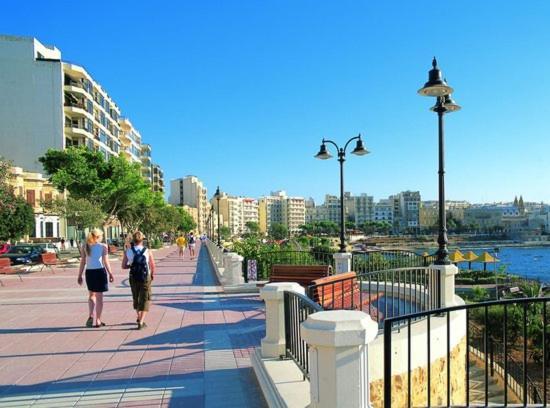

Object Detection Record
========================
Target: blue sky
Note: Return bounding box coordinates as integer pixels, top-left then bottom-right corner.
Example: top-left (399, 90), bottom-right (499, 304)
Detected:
top-left (3, 1), bottom-right (550, 204)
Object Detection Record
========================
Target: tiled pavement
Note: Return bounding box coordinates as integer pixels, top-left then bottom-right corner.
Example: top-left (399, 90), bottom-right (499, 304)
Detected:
top-left (0, 243), bottom-right (267, 407)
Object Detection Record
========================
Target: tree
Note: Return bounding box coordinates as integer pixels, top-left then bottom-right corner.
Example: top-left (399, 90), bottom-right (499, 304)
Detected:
top-left (245, 221), bottom-right (260, 235)
top-left (177, 207), bottom-right (197, 232)
top-left (0, 158), bottom-right (35, 241)
top-left (220, 226), bottom-right (231, 240)
top-left (269, 223), bottom-right (288, 240)
top-left (43, 197), bottom-right (106, 240)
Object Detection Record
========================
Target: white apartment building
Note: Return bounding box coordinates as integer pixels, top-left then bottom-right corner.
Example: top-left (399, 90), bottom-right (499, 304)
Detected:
top-left (0, 35), bottom-right (163, 189)
top-left (242, 198), bottom-right (259, 228)
top-left (169, 176), bottom-right (209, 233)
top-left (259, 191), bottom-right (305, 236)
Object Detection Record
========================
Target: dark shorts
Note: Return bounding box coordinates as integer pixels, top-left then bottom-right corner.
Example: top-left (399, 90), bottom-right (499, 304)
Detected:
top-left (85, 268), bottom-right (108, 293)
top-left (129, 276), bottom-right (152, 311)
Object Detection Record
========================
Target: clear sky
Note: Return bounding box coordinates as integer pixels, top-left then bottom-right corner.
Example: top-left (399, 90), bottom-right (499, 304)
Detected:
top-left (2, 1), bottom-right (550, 204)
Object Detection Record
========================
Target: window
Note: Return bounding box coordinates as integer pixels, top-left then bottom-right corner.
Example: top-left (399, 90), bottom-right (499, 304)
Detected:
top-left (45, 222), bottom-right (54, 238)
top-left (26, 190), bottom-right (35, 206)
top-left (44, 193), bottom-right (52, 203)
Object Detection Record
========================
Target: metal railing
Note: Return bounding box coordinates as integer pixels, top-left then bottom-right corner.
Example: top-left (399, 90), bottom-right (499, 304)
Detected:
top-left (284, 290), bottom-right (323, 379)
top-left (242, 250), bottom-right (334, 281)
top-left (383, 297), bottom-right (549, 407)
top-left (352, 249), bottom-right (436, 273)
top-left (308, 267), bottom-right (441, 327)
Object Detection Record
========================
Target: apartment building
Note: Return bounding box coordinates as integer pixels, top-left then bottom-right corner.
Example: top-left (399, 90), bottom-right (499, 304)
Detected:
top-left (348, 194), bottom-right (374, 226)
top-left (242, 198), bottom-right (259, 229)
top-left (258, 191), bottom-right (305, 236)
top-left (152, 164), bottom-right (164, 194)
top-left (169, 176), bottom-right (209, 233)
top-left (374, 199), bottom-right (394, 224)
top-left (0, 35), bottom-right (163, 190)
top-left (9, 166), bottom-right (67, 239)
top-left (399, 191), bottom-right (421, 231)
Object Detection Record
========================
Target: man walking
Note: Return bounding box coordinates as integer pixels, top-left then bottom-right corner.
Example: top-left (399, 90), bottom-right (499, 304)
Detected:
top-left (176, 233), bottom-right (186, 259)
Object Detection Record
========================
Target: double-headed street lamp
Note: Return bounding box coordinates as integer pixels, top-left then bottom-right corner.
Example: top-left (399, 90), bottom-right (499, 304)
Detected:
top-left (214, 186), bottom-right (221, 246)
top-left (315, 134), bottom-right (369, 252)
top-left (418, 58), bottom-right (461, 265)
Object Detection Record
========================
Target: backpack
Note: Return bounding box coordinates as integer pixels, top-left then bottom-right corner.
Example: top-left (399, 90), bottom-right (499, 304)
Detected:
top-left (189, 236), bottom-right (196, 244)
top-left (130, 246), bottom-right (149, 282)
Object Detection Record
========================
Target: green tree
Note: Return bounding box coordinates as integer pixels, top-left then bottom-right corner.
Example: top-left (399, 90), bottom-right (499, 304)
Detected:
top-left (43, 197), bottom-right (106, 239)
top-left (0, 158), bottom-right (35, 241)
top-left (245, 221), bottom-right (260, 235)
top-left (220, 226), bottom-right (231, 240)
top-left (269, 223), bottom-right (288, 240)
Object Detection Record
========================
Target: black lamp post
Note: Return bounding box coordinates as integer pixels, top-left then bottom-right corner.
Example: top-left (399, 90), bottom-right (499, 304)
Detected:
top-left (418, 57), bottom-right (461, 265)
top-left (315, 134), bottom-right (369, 252)
top-left (209, 206), bottom-right (214, 240)
top-left (215, 186), bottom-right (221, 246)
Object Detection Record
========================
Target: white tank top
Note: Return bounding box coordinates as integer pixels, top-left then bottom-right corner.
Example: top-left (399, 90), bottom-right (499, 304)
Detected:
top-left (85, 243), bottom-right (106, 269)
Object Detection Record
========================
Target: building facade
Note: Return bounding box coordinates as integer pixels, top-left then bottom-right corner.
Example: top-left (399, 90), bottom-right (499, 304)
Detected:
top-left (258, 191), bottom-right (305, 236)
top-left (9, 167), bottom-right (67, 240)
top-left (169, 176), bottom-right (209, 233)
top-left (0, 35), bottom-right (163, 191)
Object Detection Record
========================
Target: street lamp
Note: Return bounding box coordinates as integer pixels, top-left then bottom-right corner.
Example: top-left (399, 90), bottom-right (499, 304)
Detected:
top-left (315, 134), bottom-right (369, 252)
top-left (209, 206), bottom-right (214, 240)
top-left (215, 186), bottom-right (221, 246)
top-left (418, 57), bottom-right (461, 265)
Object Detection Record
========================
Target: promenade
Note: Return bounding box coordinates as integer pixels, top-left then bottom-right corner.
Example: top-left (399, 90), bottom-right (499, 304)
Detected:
top-left (0, 244), bottom-right (266, 407)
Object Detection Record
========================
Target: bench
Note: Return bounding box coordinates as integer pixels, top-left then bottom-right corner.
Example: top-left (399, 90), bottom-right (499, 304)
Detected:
top-left (0, 258), bottom-right (23, 285)
top-left (39, 252), bottom-right (58, 273)
top-left (309, 272), bottom-right (382, 321)
top-left (269, 264), bottom-right (332, 287)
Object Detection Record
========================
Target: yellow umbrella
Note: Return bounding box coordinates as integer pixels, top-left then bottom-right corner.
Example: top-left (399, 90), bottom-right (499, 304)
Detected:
top-left (448, 250), bottom-right (465, 264)
top-left (454, 249), bottom-right (465, 257)
top-left (462, 251), bottom-right (478, 269)
top-left (475, 251), bottom-right (499, 271)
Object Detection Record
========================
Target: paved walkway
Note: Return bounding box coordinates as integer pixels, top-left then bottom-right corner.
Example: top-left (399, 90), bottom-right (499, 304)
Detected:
top-left (0, 244), bottom-right (266, 407)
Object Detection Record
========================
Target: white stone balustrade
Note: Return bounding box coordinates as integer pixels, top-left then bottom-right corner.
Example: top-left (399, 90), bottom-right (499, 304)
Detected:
top-left (333, 252), bottom-right (352, 273)
top-left (260, 282), bottom-right (305, 358)
top-left (430, 263), bottom-right (459, 307)
top-left (301, 310), bottom-right (378, 408)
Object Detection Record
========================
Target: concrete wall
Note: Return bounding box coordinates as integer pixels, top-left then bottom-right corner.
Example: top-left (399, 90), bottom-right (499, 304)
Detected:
top-left (0, 36), bottom-right (63, 172)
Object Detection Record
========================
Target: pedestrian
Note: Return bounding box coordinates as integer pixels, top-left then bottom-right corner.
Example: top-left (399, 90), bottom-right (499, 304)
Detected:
top-left (77, 228), bottom-right (114, 328)
top-left (124, 233), bottom-right (133, 250)
top-left (60, 237), bottom-right (66, 250)
top-left (188, 232), bottom-right (196, 259)
top-left (69, 238), bottom-right (74, 248)
top-left (175, 233), bottom-right (186, 259)
top-left (121, 231), bottom-right (155, 330)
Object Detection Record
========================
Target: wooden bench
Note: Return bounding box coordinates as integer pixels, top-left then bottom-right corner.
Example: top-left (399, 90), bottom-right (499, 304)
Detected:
top-left (39, 252), bottom-right (58, 273)
top-left (0, 258), bottom-right (23, 285)
top-left (310, 272), bottom-right (382, 321)
top-left (268, 264), bottom-right (332, 287)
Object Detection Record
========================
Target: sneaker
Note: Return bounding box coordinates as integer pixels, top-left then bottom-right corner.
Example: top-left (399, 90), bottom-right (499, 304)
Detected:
top-left (85, 317), bottom-right (93, 328)
top-left (137, 322), bottom-right (148, 330)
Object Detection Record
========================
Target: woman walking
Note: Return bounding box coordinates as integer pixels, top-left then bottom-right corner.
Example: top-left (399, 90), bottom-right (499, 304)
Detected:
top-left (77, 228), bottom-right (114, 328)
top-left (122, 231), bottom-right (155, 330)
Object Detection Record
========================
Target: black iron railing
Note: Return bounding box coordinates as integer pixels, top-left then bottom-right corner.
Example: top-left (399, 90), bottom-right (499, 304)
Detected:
top-left (284, 290), bottom-right (323, 379)
top-left (352, 250), bottom-right (436, 273)
top-left (308, 267), bottom-right (441, 327)
top-left (242, 250), bottom-right (334, 281)
top-left (383, 297), bottom-right (549, 407)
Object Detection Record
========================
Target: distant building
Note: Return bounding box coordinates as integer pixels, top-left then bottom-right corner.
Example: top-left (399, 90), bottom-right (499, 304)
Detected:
top-left (169, 176), bottom-right (208, 233)
top-left (258, 191), bottom-right (305, 236)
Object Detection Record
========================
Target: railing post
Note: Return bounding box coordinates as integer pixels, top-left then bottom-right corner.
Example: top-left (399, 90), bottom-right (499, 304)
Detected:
top-left (222, 252), bottom-right (244, 286)
top-left (333, 252), bottom-right (352, 274)
top-left (429, 263), bottom-right (458, 307)
top-left (260, 282), bottom-right (305, 358)
top-left (301, 310), bottom-right (378, 408)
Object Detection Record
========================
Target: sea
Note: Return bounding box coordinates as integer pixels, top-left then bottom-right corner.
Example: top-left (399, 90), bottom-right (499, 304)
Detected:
top-left (418, 246), bottom-right (550, 283)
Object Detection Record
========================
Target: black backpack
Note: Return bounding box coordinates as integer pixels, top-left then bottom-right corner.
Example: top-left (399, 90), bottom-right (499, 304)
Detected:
top-left (130, 246), bottom-right (149, 282)
top-left (189, 236), bottom-right (196, 244)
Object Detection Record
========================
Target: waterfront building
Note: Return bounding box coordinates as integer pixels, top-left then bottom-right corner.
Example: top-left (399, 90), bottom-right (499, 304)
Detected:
top-left (0, 35), bottom-right (163, 192)
top-left (8, 166), bottom-right (67, 240)
top-left (374, 198), bottom-right (394, 224)
top-left (349, 193), bottom-right (374, 226)
top-left (151, 163), bottom-right (164, 194)
top-left (169, 176), bottom-right (209, 233)
top-left (242, 198), bottom-right (259, 230)
top-left (258, 191), bottom-right (305, 236)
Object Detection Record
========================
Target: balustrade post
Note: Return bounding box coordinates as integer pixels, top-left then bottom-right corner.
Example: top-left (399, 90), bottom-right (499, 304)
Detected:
top-left (301, 310), bottom-right (378, 408)
top-left (260, 282), bottom-right (305, 358)
top-left (333, 252), bottom-right (352, 274)
top-left (429, 263), bottom-right (458, 307)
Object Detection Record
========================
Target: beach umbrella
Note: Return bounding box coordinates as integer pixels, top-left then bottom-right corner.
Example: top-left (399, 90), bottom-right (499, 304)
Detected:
top-left (462, 251), bottom-right (478, 270)
top-left (448, 250), bottom-right (465, 264)
top-left (475, 251), bottom-right (499, 271)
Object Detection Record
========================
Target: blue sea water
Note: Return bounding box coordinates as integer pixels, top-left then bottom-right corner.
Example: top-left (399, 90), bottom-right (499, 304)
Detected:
top-left (421, 246), bottom-right (550, 283)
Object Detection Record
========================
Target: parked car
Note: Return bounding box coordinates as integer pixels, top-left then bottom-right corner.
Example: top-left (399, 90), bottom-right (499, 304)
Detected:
top-left (0, 245), bottom-right (43, 265)
top-left (32, 243), bottom-right (59, 255)
top-left (0, 243), bottom-right (11, 255)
